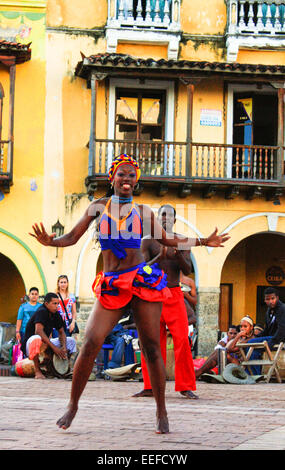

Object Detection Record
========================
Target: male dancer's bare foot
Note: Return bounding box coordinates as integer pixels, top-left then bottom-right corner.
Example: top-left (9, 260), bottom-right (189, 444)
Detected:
top-left (156, 415), bottom-right (169, 434)
top-left (132, 389), bottom-right (153, 397)
top-left (180, 390), bottom-right (199, 399)
top-left (56, 404), bottom-right (78, 430)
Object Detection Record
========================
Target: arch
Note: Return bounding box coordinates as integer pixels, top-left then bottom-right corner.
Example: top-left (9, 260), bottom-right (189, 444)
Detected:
top-left (203, 212), bottom-right (285, 287)
top-left (221, 212), bottom-right (285, 236)
top-left (0, 227), bottom-right (48, 294)
top-left (208, 212), bottom-right (285, 255)
top-left (0, 253), bottom-right (25, 323)
top-left (220, 230), bottom-right (285, 329)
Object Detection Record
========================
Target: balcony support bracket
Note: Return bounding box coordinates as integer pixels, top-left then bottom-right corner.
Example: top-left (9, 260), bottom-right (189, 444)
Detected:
top-left (157, 182), bottom-right (169, 197)
top-left (266, 188), bottom-right (283, 202)
top-left (225, 185), bottom-right (240, 200)
top-left (246, 186), bottom-right (263, 200)
top-left (178, 183), bottom-right (192, 198)
top-left (203, 185), bottom-right (217, 199)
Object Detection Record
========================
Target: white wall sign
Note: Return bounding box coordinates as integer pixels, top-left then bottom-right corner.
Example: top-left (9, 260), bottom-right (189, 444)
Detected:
top-left (200, 109), bottom-right (222, 127)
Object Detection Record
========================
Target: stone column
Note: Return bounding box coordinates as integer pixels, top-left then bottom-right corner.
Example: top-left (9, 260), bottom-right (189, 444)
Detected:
top-left (76, 297), bottom-right (94, 348)
top-left (196, 287), bottom-right (220, 357)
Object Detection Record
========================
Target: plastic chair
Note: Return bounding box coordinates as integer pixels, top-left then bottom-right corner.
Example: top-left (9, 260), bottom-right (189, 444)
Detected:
top-left (102, 343), bottom-right (114, 370)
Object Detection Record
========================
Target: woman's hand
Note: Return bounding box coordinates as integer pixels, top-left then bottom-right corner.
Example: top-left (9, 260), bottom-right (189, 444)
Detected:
top-left (69, 320), bottom-right (75, 334)
top-left (29, 223), bottom-right (56, 246)
top-left (16, 332), bottom-right (21, 343)
top-left (206, 228), bottom-right (230, 247)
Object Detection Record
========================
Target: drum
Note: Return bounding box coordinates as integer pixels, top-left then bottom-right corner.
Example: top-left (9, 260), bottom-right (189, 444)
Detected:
top-left (38, 343), bottom-right (53, 377)
top-left (38, 343), bottom-right (69, 378)
top-left (11, 358), bottom-right (35, 377)
top-left (51, 354), bottom-right (70, 378)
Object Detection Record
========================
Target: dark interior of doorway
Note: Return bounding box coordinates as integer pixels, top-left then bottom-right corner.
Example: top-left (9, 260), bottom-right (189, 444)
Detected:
top-left (256, 285), bottom-right (285, 326)
top-left (232, 92), bottom-right (278, 178)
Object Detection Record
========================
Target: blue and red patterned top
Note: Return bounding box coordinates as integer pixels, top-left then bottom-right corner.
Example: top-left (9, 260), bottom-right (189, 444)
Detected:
top-left (98, 199), bottom-right (142, 259)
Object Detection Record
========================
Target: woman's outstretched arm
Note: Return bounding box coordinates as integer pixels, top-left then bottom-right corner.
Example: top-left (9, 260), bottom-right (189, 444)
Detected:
top-left (29, 200), bottom-right (102, 247)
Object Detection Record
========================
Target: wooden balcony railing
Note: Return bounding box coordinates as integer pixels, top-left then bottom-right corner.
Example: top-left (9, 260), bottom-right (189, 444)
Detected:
top-left (88, 139), bottom-right (284, 184)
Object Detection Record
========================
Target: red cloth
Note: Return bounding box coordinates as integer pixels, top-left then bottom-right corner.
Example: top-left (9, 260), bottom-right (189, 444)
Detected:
top-left (141, 286), bottom-right (196, 392)
top-left (92, 264), bottom-right (171, 310)
top-left (28, 337), bottom-right (42, 360)
top-left (193, 358), bottom-right (218, 375)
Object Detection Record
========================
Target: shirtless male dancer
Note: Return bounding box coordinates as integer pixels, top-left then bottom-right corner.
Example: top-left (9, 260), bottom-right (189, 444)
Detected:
top-left (133, 204), bottom-right (198, 399)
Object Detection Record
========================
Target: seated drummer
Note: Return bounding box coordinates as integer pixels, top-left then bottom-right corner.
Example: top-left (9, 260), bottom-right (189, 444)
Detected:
top-left (21, 292), bottom-right (77, 379)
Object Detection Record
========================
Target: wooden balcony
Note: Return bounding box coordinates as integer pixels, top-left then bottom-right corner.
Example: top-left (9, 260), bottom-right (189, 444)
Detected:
top-left (85, 138), bottom-right (285, 199)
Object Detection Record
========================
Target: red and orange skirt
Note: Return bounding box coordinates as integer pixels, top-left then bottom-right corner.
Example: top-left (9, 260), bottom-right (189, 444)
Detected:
top-left (92, 262), bottom-right (171, 310)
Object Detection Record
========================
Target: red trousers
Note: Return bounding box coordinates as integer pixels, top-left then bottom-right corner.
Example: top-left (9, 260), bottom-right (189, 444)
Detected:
top-left (141, 286), bottom-right (196, 392)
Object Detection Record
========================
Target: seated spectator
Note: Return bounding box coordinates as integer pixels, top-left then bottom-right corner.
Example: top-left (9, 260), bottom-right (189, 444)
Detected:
top-left (244, 287), bottom-right (285, 373)
top-left (120, 306), bottom-right (136, 331)
top-left (250, 287), bottom-right (285, 349)
top-left (16, 287), bottom-right (41, 344)
top-left (215, 325), bottom-right (239, 350)
top-left (253, 324), bottom-right (264, 337)
top-left (195, 322), bottom-right (250, 379)
top-left (95, 309), bottom-right (136, 378)
top-left (21, 292), bottom-right (76, 379)
top-left (104, 320), bottom-right (134, 369)
top-left (226, 316), bottom-right (255, 359)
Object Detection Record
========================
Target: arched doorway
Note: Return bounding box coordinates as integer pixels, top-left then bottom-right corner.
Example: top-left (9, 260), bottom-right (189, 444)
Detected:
top-left (0, 253), bottom-right (26, 323)
top-left (219, 232), bottom-right (285, 332)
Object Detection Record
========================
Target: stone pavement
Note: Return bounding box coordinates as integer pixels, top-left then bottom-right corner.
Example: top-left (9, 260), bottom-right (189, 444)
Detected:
top-left (1, 376), bottom-right (285, 451)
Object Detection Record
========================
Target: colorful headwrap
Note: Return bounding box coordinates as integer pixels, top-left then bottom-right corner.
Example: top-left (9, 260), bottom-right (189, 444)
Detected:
top-left (108, 154), bottom-right (141, 183)
top-left (240, 316), bottom-right (254, 326)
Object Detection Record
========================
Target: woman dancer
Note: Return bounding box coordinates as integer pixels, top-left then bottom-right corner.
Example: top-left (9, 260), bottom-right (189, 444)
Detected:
top-left (30, 154), bottom-right (229, 434)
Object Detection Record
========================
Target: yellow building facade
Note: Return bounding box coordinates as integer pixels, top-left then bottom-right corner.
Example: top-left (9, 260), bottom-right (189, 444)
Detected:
top-left (0, 0), bottom-right (284, 354)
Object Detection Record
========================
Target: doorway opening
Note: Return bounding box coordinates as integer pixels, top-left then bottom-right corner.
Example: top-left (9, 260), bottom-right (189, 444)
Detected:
top-left (220, 232), bottom-right (285, 328)
top-left (0, 253), bottom-right (25, 323)
top-left (232, 92), bottom-right (278, 179)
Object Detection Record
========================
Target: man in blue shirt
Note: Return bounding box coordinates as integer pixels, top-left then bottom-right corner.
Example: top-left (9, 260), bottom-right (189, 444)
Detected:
top-left (16, 287), bottom-right (41, 343)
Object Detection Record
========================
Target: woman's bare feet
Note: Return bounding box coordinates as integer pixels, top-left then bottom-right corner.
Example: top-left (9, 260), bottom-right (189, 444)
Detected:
top-left (156, 415), bottom-right (169, 434)
top-left (56, 405), bottom-right (78, 430)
